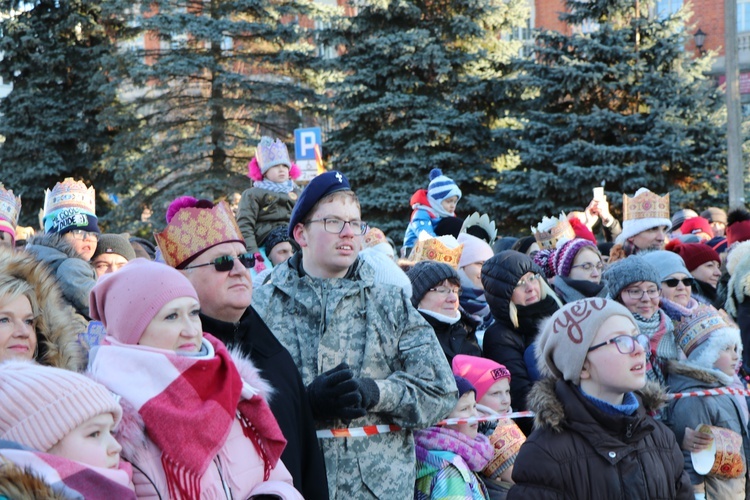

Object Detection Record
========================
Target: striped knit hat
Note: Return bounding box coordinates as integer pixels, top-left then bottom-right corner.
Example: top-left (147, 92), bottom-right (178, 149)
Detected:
top-left (553, 238), bottom-right (599, 278)
top-left (0, 361), bottom-right (122, 452)
top-left (427, 168), bottom-right (461, 218)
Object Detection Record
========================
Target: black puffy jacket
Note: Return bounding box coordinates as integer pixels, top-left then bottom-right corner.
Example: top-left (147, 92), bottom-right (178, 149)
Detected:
top-left (481, 251), bottom-right (557, 434)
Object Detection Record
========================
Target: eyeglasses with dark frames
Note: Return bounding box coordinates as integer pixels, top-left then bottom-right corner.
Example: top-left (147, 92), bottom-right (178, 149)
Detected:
top-left (68, 229), bottom-right (99, 242)
top-left (662, 277), bottom-right (694, 288)
top-left (304, 218), bottom-right (368, 235)
top-left (183, 252), bottom-right (255, 272)
top-left (588, 333), bottom-right (650, 354)
top-left (428, 286), bottom-right (462, 296)
top-left (624, 287), bottom-right (660, 300)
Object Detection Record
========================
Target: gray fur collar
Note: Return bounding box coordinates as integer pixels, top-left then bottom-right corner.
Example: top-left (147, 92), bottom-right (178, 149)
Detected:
top-left (27, 232), bottom-right (81, 259)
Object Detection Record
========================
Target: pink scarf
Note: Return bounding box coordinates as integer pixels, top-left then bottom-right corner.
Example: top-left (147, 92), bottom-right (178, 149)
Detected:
top-left (90, 334), bottom-right (286, 499)
top-left (415, 426), bottom-right (494, 471)
top-left (0, 447), bottom-right (134, 499)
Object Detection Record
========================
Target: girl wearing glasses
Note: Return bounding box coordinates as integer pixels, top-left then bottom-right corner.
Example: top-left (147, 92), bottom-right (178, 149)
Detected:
top-left (87, 259), bottom-right (302, 499)
top-left (405, 260), bottom-right (482, 364)
top-left (508, 298), bottom-right (692, 499)
top-left (481, 250), bottom-right (562, 435)
top-left (605, 256), bottom-right (680, 388)
top-left (550, 238), bottom-right (608, 304)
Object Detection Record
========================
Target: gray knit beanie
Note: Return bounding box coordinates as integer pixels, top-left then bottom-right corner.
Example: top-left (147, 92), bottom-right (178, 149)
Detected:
top-left (640, 250), bottom-right (693, 282)
top-left (604, 255), bottom-right (661, 300)
top-left (406, 260), bottom-right (459, 308)
top-left (537, 298), bottom-right (638, 384)
top-left (92, 233), bottom-right (137, 261)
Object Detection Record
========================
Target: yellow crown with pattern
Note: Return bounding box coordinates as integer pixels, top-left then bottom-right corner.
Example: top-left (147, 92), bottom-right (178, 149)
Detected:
top-left (0, 184), bottom-right (21, 227)
top-left (43, 178), bottom-right (96, 216)
top-left (531, 212), bottom-right (575, 250)
top-left (155, 201), bottom-right (244, 268)
top-left (410, 232), bottom-right (463, 269)
top-left (622, 190), bottom-right (670, 222)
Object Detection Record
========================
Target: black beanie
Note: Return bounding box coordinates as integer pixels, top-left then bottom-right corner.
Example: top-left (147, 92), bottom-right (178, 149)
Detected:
top-left (405, 260), bottom-right (459, 308)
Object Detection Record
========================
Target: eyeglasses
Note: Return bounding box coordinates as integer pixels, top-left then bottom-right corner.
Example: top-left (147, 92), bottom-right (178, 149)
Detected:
top-left (588, 333), bottom-right (650, 354)
top-left (662, 277), bottom-right (694, 288)
top-left (515, 274), bottom-right (540, 288)
top-left (624, 288), bottom-right (660, 300)
top-left (305, 218), bottom-right (368, 235)
top-left (429, 287), bottom-right (462, 296)
top-left (571, 261), bottom-right (604, 272)
top-left (68, 230), bottom-right (99, 242)
top-left (183, 252), bottom-right (255, 272)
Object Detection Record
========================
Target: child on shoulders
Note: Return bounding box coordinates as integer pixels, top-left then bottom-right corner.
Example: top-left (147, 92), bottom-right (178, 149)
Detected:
top-left (402, 169), bottom-right (461, 256)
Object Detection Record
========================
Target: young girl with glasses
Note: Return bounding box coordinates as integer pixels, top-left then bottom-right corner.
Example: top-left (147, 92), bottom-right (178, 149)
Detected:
top-left (508, 298), bottom-right (692, 499)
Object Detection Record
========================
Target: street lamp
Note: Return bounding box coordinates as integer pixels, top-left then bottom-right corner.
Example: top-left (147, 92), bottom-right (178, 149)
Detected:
top-left (694, 28), bottom-right (707, 55)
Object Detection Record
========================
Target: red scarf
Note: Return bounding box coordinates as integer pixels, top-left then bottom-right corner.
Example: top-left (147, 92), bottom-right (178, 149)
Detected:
top-left (92, 334), bottom-right (286, 499)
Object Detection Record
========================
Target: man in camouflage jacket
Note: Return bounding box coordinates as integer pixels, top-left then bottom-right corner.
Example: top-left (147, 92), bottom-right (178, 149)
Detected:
top-left (252, 171), bottom-right (457, 499)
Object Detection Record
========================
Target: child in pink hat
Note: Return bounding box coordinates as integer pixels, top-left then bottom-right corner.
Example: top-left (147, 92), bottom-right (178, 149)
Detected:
top-left (453, 354), bottom-right (526, 498)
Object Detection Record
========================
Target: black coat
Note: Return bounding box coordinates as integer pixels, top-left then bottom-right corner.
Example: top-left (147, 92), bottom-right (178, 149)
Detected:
top-left (481, 251), bottom-right (558, 435)
top-left (508, 379), bottom-right (693, 500)
top-left (419, 311), bottom-right (482, 364)
top-left (201, 307), bottom-right (329, 500)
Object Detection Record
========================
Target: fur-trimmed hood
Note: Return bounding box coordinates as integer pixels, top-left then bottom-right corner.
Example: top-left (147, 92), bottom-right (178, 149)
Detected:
top-left (527, 377), bottom-right (666, 432)
top-left (0, 247), bottom-right (86, 371)
top-left (666, 359), bottom-right (733, 388)
top-left (0, 457), bottom-right (68, 499)
top-left (26, 232), bottom-right (82, 261)
top-left (107, 346), bottom-right (274, 460)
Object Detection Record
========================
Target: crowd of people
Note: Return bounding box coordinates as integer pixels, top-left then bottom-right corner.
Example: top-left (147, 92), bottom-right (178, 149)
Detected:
top-left (1, 137), bottom-right (750, 499)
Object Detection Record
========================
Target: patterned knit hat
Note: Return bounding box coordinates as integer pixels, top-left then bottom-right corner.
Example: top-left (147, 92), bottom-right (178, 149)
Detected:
top-left (532, 248), bottom-right (556, 279)
top-left (640, 250), bottom-right (692, 283)
top-left (452, 354), bottom-right (511, 403)
top-left (674, 305), bottom-right (741, 373)
top-left (426, 169), bottom-right (461, 217)
top-left (406, 260), bottom-right (459, 307)
top-left (604, 255), bottom-right (661, 300)
top-left (0, 361), bottom-right (122, 453)
top-left (89, 259), bottom-right (199, 345)
top-left (263, 226), bottom-right (300, 256)
top-left (666, 241), bottom-right (720, 273)
top-left (538, 298), bottom-right (638, 384)
top-left (553, 238), bottom-right (599, 278)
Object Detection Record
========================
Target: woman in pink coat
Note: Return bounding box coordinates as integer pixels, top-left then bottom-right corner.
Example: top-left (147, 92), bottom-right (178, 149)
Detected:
top-left (87, 258), bottom-right (302, 499)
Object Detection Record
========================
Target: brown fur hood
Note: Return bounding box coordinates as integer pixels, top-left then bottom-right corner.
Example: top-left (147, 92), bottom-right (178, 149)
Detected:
top-left (527, 377), bottom-right (667, 433)
top-left (666, 359), bottom-right (731, 387)
top-left (99, 346), bottom-right (275, 460)
top-left (0, 247), bottom-right (87, 371)
top-left (0, 456), bottom-right (69, 499)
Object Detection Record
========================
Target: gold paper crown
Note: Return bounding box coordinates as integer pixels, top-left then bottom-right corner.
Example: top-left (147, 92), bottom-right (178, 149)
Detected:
top-left (410, 233), bottom-right (463, 269)
top-left (622, 190), bottom-right (670, 222)
top-left (364, 227), bottom-right (387, 249)
top-left (154, 201), bottom-right (245, 268)
top-left (674, 304), bottom-right (731, 358)
top-left (484, 419), bottom-right (526, 478)
top-left (0, 184), bottom-right (21, 227)
top-left (43, 178), bottom-right (96, 216)
top-left (531, 212), bottom-right (575, 250)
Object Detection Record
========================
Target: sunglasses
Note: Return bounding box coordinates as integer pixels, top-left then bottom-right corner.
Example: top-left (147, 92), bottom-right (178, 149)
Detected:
top-left (662, 277), bottom-right (694, 288)
top-left (184, 252), bottom-right (255, 272)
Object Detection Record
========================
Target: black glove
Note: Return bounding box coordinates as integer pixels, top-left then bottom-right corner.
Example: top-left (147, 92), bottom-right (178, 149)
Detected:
top-left (307, 362), bottom-right (366, 420)
top-left (355, 377), bottom-right (380, 410)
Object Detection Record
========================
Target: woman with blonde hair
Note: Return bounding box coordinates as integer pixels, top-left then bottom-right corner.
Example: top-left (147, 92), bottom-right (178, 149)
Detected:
top-left (480, 250), bottom-right (562, 435)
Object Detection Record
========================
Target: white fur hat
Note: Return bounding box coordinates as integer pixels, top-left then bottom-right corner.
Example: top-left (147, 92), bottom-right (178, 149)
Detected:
top-left (615, 188), bottom-right (672, 245)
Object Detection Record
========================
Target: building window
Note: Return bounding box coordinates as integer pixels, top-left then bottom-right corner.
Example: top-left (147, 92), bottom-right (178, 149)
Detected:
top-left (656, 0), bottom-right (683, 18)
top-left (740, 0), bottom-right (750, 33)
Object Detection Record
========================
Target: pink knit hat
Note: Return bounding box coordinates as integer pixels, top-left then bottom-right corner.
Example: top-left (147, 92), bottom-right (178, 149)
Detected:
top-left (89, 258), bottom-right (199, 345)
top-left (457, 233), bottom-right (494, 268)
top-left (0, 361), bottom-right (122, 452)
top-left (452, 354), bottom-right (511, 402)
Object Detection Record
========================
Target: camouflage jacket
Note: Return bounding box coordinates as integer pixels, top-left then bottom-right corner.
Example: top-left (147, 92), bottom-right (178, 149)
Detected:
top-left (252, 253), bottom-right (458, 499)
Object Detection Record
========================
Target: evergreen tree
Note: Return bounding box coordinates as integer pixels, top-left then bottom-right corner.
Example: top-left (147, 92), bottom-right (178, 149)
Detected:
top-left (496, 0), bottom-right (726, 231)
top-left (100, 0), bottom-right (332, 233)
top-left (321, 0), bottom-right (528, 240)
top-left (0, 0), bottom-right (120, 226)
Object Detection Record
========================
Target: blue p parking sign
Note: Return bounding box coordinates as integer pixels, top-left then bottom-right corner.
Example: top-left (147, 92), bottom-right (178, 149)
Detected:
top-left (294, 127), bottom-right (321, 161)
